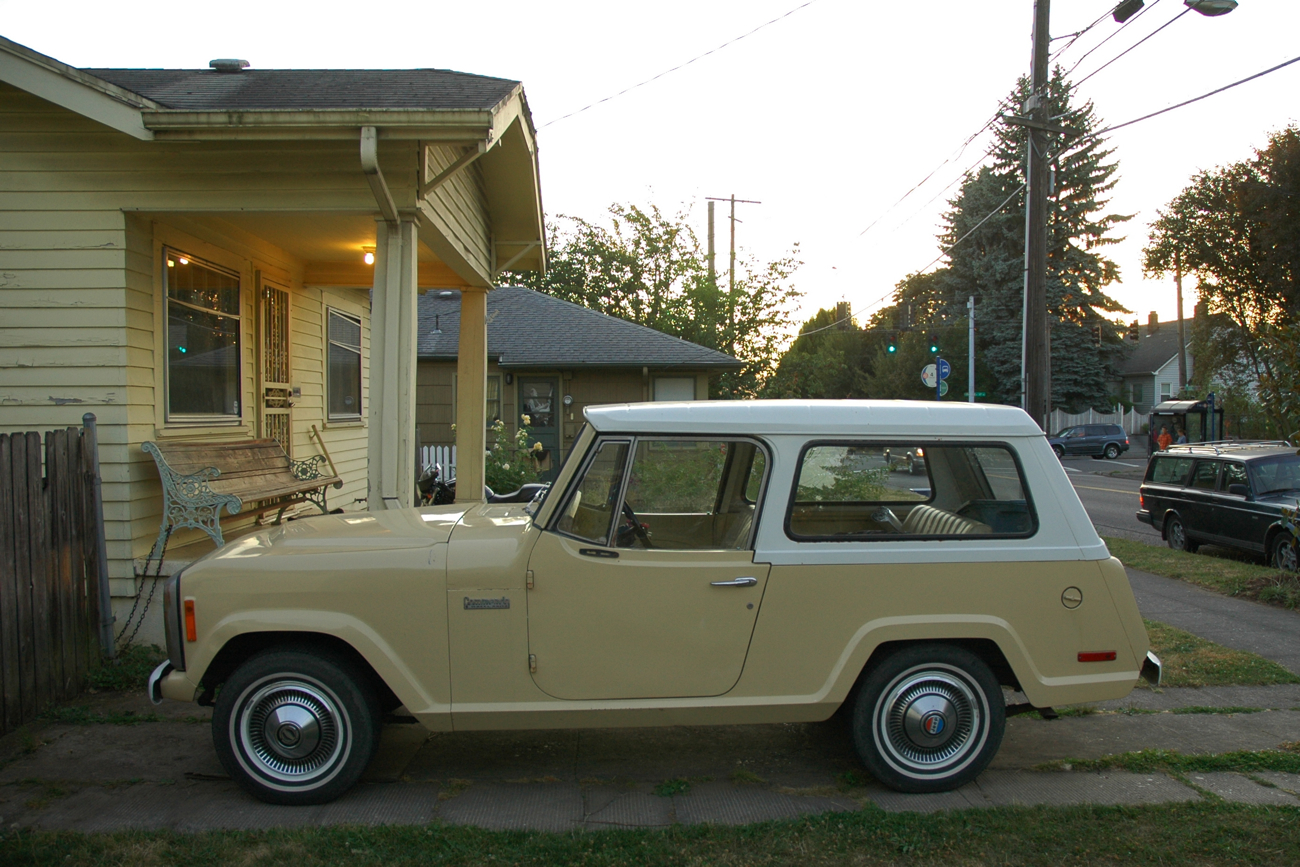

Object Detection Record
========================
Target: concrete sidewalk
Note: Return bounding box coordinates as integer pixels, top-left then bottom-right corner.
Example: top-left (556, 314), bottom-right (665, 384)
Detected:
top-left (2, 684), bottom-right (1298, 832)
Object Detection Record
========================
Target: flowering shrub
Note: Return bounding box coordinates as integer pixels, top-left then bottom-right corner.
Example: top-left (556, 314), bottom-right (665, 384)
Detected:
top-left (485, 416), bottom-right (543, 493)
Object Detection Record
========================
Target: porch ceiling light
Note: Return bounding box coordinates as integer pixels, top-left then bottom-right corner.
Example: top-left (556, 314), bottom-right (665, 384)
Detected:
top-left (362, 246), bottom-right (376, 266)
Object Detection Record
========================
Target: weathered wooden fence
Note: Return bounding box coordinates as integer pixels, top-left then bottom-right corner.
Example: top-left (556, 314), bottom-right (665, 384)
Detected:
top-left (0, 423), bottom-right (106, 737)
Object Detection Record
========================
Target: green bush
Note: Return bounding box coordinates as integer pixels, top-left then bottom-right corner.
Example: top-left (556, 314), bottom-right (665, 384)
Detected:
top-left (484, 418), bottom-right (543, 494)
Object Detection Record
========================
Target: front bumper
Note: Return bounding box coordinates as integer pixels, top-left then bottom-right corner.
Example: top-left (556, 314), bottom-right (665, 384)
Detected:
top-left (148, 660), bottom-right (173, 705)
top-left (1140, 651), bottom-right (1162, 687)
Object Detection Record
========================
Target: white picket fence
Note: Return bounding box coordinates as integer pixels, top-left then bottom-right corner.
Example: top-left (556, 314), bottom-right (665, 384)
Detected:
top-left (1048, 406), bottom-right (1145, 436)
top-left (419, 444), bottom-right (456, 479)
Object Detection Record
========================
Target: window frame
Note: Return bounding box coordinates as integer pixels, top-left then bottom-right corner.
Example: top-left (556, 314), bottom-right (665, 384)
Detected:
top-left (326, 307), bottom-right (364, 421)
top-left (163, 247), bottom-right (243, 425)
top-left (548, 433), bottom-right (771, 551)
top-left (783, 439), bottom-right (1040, 543)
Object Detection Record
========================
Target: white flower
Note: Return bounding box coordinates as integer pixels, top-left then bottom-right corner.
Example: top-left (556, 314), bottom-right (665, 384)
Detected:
top-left (532, 442), bottom-right (543, 453)
top-left (521, 414), bottom-right (531, 425)
top-left (501, 463), bottom-right (510, 471)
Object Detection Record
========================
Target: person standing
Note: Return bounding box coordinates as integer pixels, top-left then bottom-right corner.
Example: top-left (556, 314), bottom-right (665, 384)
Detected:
top-left (1175, 427), bottom-right (1187, 445)
top-left (1157, 425), bottom-right (1173, 451)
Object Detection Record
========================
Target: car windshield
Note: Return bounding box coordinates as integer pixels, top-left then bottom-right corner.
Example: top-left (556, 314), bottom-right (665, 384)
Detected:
top-left (1249, 454), bottom-right (1300, 495)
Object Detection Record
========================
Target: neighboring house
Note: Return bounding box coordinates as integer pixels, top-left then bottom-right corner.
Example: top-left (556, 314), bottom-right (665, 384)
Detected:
top-left (0, 37), bottom-right (544, 643)
top-left (1119, 312), bottom-right (1194, 415)
top-left (415, 287), bottom-right (742, 475)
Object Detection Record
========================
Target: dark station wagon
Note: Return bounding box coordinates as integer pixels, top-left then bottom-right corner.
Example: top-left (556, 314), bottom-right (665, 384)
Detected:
top-left (1137, 442), bottom-right (1300, 570)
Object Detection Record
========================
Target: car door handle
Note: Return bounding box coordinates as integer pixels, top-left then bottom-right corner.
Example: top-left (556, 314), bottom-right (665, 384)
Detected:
top-left (710, 577), bottom-right (757, 587)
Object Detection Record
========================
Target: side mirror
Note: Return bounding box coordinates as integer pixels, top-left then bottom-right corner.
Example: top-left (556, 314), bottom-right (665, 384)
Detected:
top-left (1227, 484), bottom-right (1250, 498)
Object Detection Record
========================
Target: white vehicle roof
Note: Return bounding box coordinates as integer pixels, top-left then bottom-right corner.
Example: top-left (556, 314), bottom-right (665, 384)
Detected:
top-left (584, 400), bottom-right (1044, 438)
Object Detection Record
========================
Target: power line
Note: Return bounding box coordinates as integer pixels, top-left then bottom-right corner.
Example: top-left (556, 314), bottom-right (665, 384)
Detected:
top-left (1075, 6), bottom-right (1191, 88)
top-left (1060, 0), bottom-right (1164, 80)
top-left (539, 0), bottom-right (820, 129)
top-left (1049, 3), bottom-right (1126, 64)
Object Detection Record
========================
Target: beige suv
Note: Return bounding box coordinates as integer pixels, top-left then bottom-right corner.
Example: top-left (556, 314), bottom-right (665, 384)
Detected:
top-left (150, 400), bottom-right (1158, 804)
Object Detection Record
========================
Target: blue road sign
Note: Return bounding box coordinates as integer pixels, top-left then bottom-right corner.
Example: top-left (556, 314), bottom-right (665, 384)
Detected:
top-left (937, 358), bottom-right (951, 380)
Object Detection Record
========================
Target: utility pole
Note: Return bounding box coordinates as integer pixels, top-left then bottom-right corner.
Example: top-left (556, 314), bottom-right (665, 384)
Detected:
top-left (706, 194), bottom-right (760, 356)
top-left (1020, 0), bottom-right (1052, 431)
top-left (967, 296), bottom-right (976, 403)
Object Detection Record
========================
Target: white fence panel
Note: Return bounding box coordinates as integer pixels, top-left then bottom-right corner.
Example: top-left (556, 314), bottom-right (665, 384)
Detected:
top-left (419, 445), bottom-right (456, 480)
top-left (1047, 407), bottom-right (1146, 436)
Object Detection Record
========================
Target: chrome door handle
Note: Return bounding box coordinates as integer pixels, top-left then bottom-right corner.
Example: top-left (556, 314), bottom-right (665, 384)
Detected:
top-left (710, 577), bottom-right (757, 587)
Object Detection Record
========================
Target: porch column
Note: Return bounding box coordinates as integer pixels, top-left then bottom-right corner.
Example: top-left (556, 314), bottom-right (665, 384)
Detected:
top-left (455, 286), bottom-right (488, 503)
top-left (367, 218), bottom-right (420, 510)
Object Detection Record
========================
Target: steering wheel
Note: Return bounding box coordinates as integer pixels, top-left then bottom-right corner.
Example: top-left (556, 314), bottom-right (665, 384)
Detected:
top-left (873, 506), bottom-right (903, 532)
top-left (621, 502), bottom-right (654, 548)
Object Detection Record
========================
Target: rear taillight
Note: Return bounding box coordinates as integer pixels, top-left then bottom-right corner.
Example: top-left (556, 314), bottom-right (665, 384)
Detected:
top-left (1078, 651), bottom-right (1117, 662)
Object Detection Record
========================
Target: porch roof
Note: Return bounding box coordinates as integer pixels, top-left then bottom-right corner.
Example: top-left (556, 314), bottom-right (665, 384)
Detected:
top-left (417, 287), bottom-right (742, 370)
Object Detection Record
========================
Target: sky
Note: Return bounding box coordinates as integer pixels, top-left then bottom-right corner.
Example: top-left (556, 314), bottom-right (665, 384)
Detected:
top-left (5, 0), bottom-right (1298, 332)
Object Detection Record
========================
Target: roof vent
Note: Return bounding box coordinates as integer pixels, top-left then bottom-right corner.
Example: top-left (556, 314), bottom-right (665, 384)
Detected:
top-left (209, 59), bottom-right (250, 73)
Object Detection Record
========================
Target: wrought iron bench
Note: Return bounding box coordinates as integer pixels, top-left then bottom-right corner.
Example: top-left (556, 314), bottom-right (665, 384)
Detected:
top-left (143, 438), bottom-right (342, 553)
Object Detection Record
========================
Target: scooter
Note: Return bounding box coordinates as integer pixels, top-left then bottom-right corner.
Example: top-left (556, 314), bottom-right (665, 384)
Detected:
top-left (417, 463), bottom-right (548, 506)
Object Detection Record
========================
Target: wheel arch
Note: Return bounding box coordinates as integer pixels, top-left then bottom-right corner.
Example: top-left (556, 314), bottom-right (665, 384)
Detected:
top-left (200, 631), bottom-right (401, 714)
top-left (843, 636), bottom-right (1021, 709)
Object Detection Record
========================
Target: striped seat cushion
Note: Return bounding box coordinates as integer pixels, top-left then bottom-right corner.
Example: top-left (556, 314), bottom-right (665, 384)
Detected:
top-left (901, 504), bottom-right (991, 536)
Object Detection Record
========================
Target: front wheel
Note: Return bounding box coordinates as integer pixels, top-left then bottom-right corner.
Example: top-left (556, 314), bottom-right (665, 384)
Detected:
top-left (1165, 515), bottom-right (1199, 554)
top-left (853, 644), bottom-right (1005, 793)
top-left (1052, 445), bottom-right (1064, 459)
top-left (1272, 533), bottom-right (1298, 572)
top-left (213, 649), bottom-right (380, 805)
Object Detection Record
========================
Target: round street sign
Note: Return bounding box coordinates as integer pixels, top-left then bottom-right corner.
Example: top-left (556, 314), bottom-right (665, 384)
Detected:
top-left (937, 358), bottom-right (951, 380)
top-left (921, 364), bottom-right (937, 388)
top-left (939, 381), bottom-right (949, 397)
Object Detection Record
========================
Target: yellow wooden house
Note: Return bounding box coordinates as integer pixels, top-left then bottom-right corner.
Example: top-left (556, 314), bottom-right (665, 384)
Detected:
top-left (0, 36), bottom-right (545, 644)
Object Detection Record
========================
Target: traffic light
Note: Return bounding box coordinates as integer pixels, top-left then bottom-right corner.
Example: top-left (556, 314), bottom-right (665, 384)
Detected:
top-left (1093, 324), bottom-right (1102, 346)
top-left (886, 337), bottom-right (897, 354)
top-left (927, 332), bottom-right (939, 354)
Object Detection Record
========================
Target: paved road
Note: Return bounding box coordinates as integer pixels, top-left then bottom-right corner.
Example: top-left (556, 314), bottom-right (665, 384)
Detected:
top-left (1056, 453), bottom-right (1162, 544)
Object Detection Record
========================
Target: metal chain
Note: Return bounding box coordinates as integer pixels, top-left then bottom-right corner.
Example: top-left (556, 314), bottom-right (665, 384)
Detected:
top-left (116, 527), bottom-right (171, 648)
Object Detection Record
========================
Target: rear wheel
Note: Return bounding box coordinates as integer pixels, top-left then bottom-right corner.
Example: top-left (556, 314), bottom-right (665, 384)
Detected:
top-left (1272, 533), bottom-right (1298, 572)
top-left (853, 644), bottom-right (1005, 793)
top-left (1165, 515), bottom-right (1199, 554)
top-left (1104, 444), bottom-right (1121, 460)
top-left (213, 649), bottom-right (380, 805)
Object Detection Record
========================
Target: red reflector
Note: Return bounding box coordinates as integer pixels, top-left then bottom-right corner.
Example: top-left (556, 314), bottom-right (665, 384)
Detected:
top-left (184, 599), bottom-right (197, 642)
top-left (1078, 651), bottom-right (1117, 662)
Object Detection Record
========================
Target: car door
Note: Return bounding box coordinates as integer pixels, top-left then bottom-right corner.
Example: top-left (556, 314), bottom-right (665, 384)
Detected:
top-left (1211, 461), bottom-right (1268, 553)
top-left (1083, 425), bottom-right (1106, 455)
top-left (1063, 427), bottom-right (1088, 455)
top-left (1181, 459), bottom-right (1221, 542)
top-left (526, 436), bottom-right (769, 700)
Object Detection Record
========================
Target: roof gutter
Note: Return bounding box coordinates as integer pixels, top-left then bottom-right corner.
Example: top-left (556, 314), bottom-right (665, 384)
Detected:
top-left (360, 126), bottom-right (398, 223)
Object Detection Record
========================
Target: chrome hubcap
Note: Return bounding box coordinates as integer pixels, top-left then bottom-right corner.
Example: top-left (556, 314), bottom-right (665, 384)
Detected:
top-left (236, 678), bottom-right (346, 784)
top-left (875, 666), bottom-right (986, 779)
top-left (1278, 540), bottom-right (1298, 572)
top-left (1170, 522), bottom-right (1185, 548)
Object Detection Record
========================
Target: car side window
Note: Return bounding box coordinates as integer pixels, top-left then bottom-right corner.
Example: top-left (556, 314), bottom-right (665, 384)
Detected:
top-left (786, 442), bottom-right (1035, 540)
top-left (1220, 462), bottom-right (1249, 494)
top-left (1189, 461), bottom-right (1220, 491)
top-left (618, 438), bottom-right (767, 550)
top-left (1149, 457), bottom-right (1192, 485)
top-left (555, 440), bottom-right (630, 545)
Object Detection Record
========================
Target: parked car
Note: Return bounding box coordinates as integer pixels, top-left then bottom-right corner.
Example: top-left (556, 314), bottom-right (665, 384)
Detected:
top-left (1136, 441), bottom-right (1300, 569)
top-left (882, 445), bottom-right (926, 475)
top-left (150, 401), bottom-right (1157, 805)
top-left (1047, 424), bottom-right (1130, 460)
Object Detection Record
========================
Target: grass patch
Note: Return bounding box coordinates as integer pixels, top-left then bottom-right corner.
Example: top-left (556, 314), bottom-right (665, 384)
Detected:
top-left (1144, 620), bottom-right (1300, 687)
top-left (3, 802), bottom-right (1300, 866)
top-left (1040, 747), bottom-right (1300, 775)
top-left (729, 768), bottom-right (765, 786)
top-left (653, 778), bottom-right (691, 797)
top-left (1105, 535), bottom-right (1300, 610)
top-left (86, 645), bottom-right (166, 693)
top-left (1170, 706), bottom-right (1265, 715)
top-left (40, 706), bottom-right (164, 726)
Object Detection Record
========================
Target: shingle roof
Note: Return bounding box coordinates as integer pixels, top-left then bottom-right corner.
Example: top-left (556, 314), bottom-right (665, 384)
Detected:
top-left (1121, 321), bottom-right (1190, 376)
top-left (417, 287), bottom-right (741, 369)
top-left (82, 68), bottom-right (519, 111)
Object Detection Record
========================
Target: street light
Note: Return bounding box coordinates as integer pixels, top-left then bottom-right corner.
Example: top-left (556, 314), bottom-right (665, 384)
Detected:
top-left (1184, 0), bottom-right (1237, 16)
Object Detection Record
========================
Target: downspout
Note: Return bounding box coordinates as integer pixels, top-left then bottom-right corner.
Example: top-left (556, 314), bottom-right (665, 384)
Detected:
top-left (360, 126), bottom-right (398, 223)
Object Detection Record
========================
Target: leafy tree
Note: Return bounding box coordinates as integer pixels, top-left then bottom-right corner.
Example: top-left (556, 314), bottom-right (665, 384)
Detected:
top-left (1144, 126), bottom-right (1300, 436)
top-left (762, 306), bottom-right (868, 399)
top-left (505, 203), bottom-right (802, 398)
top-left (850, 67), bottom-right (1131, 411)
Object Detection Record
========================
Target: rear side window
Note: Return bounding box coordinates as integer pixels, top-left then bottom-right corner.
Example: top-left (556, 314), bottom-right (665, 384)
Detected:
top-left (1149, 457), bottom-right (1192, 485)
top-left (1189, 461), bottom-right (1220, 491)
top-left (786, 442), bottom-right (1035, 540)
top-left (1220, 462), bottom-right (1249, 492)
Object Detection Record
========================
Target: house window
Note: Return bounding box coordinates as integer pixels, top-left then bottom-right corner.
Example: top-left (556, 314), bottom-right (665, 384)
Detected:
top-left (1161, 382), bottom-right (1172, 400)
top-left (1131, 383), bottom-right (1143, 405)
top-left (165, 250), bottom-right (241, 421)
top-left (327, 309), bottom-right (362, 419)
top-left (654, 377), bottom-right (696, 401)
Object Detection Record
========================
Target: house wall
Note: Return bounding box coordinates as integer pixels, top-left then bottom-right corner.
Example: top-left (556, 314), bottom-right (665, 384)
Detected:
top-left (0, 82), bottom-right (406, 643)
